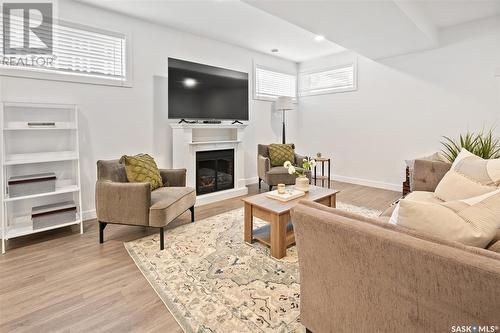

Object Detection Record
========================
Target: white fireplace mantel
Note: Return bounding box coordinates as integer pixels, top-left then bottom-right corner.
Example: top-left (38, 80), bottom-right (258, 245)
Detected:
top-left (170, 123), bottom-right (248, 206)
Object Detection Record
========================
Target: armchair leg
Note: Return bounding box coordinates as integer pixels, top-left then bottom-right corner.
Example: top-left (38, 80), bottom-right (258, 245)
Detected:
top-left (160, 227), bottom-right (165, 250)
top-left (269, 185), bottom-right (273, 191)
top-left (189, 206), bottom-right (195, 222)
top-left (99, 221), bottom-right (107, 244)
top-left (306, 329), bottom-right (313, 333)
top-left (258, 178), bottom-right (262, 189)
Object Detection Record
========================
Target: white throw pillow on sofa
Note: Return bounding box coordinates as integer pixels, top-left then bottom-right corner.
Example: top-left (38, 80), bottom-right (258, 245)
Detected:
top-left (434, 149), bottom-right (500, 201)
top-left (390, 189), bottom-right (500, 248)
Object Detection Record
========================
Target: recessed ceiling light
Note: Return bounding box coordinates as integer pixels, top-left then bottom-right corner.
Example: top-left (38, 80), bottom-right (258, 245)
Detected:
top-left (314, 35), bottom-right (325, 42)
top-left (271, 48), bottom-right (279, 53)
top-left (183, 78), bottom-right (197, 88)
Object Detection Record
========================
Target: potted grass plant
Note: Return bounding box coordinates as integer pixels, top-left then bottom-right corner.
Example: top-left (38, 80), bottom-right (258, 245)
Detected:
top-left (441, 129), bottom-right (500, 162)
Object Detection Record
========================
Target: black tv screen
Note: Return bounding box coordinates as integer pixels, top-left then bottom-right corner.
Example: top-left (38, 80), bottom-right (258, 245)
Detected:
top-left (168, 58), bottom-right (249, 120)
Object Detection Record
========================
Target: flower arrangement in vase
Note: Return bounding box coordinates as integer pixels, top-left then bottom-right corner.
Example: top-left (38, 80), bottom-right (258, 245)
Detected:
top-left (284, 158), bottom-right (316, 192)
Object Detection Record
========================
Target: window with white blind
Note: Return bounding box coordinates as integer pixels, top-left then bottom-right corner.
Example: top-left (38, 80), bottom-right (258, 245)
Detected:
top-left (1, 16), bottom-right (128, 85)
top-left (299, 63), bottom-right (357, 96)
top-left (254, 65), bottom-right (296, 101)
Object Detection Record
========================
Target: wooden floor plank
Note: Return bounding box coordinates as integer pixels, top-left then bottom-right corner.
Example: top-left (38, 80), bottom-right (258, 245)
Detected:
top-left (0, 182), bottom-right (401, 332)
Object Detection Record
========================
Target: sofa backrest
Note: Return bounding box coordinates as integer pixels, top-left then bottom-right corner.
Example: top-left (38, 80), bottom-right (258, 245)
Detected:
top-left (97, 159), bottom-right (128, 183)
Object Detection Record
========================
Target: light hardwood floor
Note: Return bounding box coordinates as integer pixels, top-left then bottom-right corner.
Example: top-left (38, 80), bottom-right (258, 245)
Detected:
top-left (0, 182), bottom-right (401, 333)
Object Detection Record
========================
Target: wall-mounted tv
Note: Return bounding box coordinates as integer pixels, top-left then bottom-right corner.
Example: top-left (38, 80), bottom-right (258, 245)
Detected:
top-left (168, 58), bottom-right (249, 121)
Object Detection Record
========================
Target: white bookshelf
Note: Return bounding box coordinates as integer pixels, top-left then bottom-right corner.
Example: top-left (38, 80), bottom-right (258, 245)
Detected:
top-left (0, 102), bottom-right (83, 254)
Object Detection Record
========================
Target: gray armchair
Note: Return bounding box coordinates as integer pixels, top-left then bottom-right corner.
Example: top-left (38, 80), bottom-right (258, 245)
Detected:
top-left (95, 159), bottom-right (196, 250)
top-left (257, 144), bottom-right (311, 191)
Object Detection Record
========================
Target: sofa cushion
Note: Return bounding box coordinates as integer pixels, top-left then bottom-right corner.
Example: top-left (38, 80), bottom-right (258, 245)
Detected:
top-left (381, 192), bottom-right (443, 218)
top-left (149, 186), bottom-right (196, 227)
top-left (268, 144), bottom-right (295, 167)
top-left (391, 189), bottom-right (500, 248)
top-left (405, 191), bottom-right (444, 204)
top-left (120, 154), bottom-right (163, 190)
top-left (434, 149), bottom-right (500, 201)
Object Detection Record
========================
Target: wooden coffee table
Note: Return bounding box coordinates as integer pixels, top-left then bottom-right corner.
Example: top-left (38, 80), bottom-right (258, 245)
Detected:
top-left (242, 185), bottom-right (339, 259)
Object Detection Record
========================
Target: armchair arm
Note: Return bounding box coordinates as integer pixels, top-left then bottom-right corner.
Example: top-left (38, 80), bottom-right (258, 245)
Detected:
top-left (95, 180), bottom-right (151, 226)
top-left (258, 155), bottom-right (270, 179)
top-left (294, 153), bottom-right (307, 166)
top-left (160, 168), bottom-right (186, 187)
top-left (412, 159), bottom-right (451, 192)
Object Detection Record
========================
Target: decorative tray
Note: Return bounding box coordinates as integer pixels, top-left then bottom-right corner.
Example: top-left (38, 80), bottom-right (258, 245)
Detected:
top-left (266, 188), bottom-right (305, 202)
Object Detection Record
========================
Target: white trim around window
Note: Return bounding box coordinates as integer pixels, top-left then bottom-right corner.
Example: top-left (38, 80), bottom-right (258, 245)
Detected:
top-left (253, 63), bottom-right (297, 101)
top-left (299, 60), bottom-right (357, 97)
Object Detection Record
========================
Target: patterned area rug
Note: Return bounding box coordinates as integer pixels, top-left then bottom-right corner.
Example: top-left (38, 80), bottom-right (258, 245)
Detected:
top-left (125, 202), bottom-right (381, 333)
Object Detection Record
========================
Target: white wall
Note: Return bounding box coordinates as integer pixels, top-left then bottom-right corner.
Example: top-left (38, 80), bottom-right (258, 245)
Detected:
top-left (298, 17), bottom-right (500, 191)
top-left (0, 0), bottom-right (298, 219)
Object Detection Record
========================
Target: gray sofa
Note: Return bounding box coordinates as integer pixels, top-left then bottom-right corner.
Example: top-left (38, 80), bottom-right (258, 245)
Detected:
top-left (292, 200), bottom-right (500, 333)
top-left (291, 158), bottom-right (500, 332)
top-left (257, 144), bottom-right (311, 191)
top-left (95, 159), bottom-right (196, 250)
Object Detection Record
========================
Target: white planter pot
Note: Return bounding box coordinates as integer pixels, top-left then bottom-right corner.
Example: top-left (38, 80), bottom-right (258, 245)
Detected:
top-left (295, 176), bottom-right (310, 192)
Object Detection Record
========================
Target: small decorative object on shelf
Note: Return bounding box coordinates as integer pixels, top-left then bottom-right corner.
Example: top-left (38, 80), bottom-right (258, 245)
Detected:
top-left (32, 201), bottom-right (77, 230)
top-left (314, 156), bottom-right (332, 188)
top-left (316, 152), bottom-right (322, 158)
top-left (283, 158), bottom-right (316, 192)
top-left (27, 121), bottom-right (56, 128)
top-left (8, 173), bottom-right (56, 197)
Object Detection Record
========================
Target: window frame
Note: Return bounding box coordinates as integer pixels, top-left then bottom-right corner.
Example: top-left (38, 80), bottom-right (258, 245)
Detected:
top-left (0, 18), bottom-right (133, 87)
top-left (253, 63), bottom-right (297, 102)
top-left (298, 61), bottom-right (357, 97)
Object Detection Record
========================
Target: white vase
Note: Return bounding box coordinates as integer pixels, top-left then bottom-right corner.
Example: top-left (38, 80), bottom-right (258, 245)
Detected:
top-left (295, 175), bottom-right (309, 192)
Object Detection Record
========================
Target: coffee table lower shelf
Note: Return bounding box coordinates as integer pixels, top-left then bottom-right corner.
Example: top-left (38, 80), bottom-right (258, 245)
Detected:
top-left (252, 222), bottom-right (295, 249)
top-left (243, 186), bottom-right (339, 259)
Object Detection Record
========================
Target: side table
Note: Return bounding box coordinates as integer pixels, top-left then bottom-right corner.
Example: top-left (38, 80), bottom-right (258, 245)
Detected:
top-left (314, 157), bottom-right (331, 188)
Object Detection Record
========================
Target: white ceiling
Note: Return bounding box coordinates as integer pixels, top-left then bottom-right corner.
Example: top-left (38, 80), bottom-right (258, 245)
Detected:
top-left (75, 0), bottom-right (345, 62)
top-left (420, 0), bottom-right (500, 28)
top-left (76, 0), bottom-right (500, 62)
top-left (244, 0), bottom-right (441, 59)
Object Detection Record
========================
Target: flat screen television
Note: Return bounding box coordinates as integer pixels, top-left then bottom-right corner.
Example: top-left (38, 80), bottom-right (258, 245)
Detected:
top-left (168, 58), bottom-right (249, 120)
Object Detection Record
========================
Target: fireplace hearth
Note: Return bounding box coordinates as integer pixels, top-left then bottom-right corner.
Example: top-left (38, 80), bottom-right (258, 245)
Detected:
top-left (196, 149), bottom-right (234, 195)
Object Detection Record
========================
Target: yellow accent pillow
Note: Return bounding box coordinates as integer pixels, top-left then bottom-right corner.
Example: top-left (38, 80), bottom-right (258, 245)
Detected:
top-left (268, 144), bottom-right (295, 167)
top-left (120, 154), bottom-right (163, 190)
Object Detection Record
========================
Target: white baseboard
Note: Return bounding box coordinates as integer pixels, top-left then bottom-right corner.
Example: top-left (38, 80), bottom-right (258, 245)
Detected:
top-left (331, 174), bottom-right (401, 192)
top-left (82, 209), bottom-right (96, 221)
top-left (243, 174), bottom-right (400, 192)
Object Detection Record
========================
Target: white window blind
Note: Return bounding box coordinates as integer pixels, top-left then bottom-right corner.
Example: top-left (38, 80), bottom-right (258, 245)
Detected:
top-left (1, 15), bottom-right (126, 82)
top-left (299, 63), bottom-right (356, 96)
top-left (254, 66), bottom-right (296, 100)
